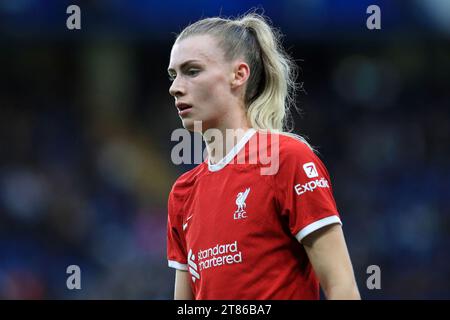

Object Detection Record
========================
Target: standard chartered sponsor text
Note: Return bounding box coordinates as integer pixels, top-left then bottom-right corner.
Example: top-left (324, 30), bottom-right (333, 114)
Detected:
top-left (197, 241), bottom-right (243, 271)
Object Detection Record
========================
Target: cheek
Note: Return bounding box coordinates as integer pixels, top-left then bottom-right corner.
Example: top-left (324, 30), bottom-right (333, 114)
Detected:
top-left (196, 73), bottom-right (230, 102)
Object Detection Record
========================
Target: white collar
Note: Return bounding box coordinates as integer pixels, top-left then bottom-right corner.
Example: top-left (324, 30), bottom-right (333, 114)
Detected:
top-left (207, 128), bottom-right (256, 172)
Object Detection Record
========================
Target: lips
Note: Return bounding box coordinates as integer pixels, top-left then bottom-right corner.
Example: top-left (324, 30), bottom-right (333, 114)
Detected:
top-left (176, 103), bottom-right (192, 112)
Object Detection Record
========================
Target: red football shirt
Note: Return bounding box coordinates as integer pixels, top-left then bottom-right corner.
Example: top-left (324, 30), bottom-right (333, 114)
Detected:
top-left (167, 129), bottom-right (342, 299)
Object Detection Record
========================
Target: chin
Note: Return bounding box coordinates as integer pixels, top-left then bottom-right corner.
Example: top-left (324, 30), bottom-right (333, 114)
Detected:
top-left (181, 117), bottom-right (216, 134)
top-left (181, 118), bottom-right (201, 133)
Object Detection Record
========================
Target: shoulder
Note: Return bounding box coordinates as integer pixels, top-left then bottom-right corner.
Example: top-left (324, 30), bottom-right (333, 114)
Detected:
top-left (278, 133), bottom-right (316, 159)
top-left (253, 131), bottom-right (315, 157)
top-left (268, 133), bottom-right (319, 168)
top-left (273, 133), bottom-right (329, 178)
top-left (246, 131), bottom-right (321, 177)
top-left (169, 162), bottom-right (208, 203)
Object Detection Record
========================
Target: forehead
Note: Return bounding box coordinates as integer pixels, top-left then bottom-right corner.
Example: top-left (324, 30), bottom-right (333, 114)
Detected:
top-left (168, 35), bottom-right (225, 70)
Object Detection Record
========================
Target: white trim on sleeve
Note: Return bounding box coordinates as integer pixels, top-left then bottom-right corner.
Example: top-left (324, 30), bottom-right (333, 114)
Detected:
top-left (168, 260), bottom-right (188, 271)
top-left (295, 215), bottom-right (342, 243)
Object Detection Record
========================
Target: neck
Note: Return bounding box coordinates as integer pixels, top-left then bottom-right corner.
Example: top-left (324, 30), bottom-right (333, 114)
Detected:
top-left (203, 119), bottom-right (252, 165)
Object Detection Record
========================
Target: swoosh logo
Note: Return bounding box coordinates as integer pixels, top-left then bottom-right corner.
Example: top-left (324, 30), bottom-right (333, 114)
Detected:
top-left (183, 215), bottom-right (193, 231)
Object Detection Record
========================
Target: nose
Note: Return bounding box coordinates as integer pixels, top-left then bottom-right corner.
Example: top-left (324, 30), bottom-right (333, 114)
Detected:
top-left (169, 77), bottom-right (185, 98)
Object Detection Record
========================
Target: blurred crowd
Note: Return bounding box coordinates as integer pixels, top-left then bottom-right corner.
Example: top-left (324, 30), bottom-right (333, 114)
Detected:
top-left (0, 1), bottom-right (449, 299)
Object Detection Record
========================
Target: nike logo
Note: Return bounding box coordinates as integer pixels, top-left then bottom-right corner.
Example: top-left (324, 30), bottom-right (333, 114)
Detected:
top-left (183, 215), bottom-right (193, 231)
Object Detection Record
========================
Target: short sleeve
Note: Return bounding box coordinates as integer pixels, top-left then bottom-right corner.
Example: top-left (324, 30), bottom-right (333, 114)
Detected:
top-left (274, 140), bottom-right (342, 243)
top-left (167, 190), bottom-right (188, 271)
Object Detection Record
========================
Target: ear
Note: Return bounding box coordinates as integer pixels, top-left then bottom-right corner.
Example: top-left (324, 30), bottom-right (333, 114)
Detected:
top-left (231, 61), bottom-right (250, 89)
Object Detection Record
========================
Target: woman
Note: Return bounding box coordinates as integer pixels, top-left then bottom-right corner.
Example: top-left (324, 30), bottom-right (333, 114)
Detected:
top-left (166, 13), bottom-right (360, 300)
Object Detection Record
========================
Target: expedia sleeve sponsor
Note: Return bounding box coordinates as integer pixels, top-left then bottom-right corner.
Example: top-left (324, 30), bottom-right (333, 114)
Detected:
top-left (274, 139), bottom-right (341, 242)
top-left (294, 177), bottom-right (330, 196)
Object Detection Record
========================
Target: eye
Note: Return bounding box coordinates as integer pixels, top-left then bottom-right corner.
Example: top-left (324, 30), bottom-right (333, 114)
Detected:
top-left (187, 68), bottom-right (200, 76)
top-left (168, 73), bottom-right (176, 82)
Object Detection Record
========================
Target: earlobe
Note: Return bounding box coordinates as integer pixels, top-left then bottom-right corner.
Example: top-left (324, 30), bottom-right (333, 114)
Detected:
top-left (230, 74), bottom-right (237, 86)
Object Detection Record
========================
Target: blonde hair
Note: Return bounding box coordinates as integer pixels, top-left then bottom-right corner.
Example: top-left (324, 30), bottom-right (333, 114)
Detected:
top-left (175, 12), bottom-right (315, 151)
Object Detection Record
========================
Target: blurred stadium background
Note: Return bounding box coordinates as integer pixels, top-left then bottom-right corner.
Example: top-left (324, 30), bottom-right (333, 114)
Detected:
top-left (0, 0), bottom-right (449, 299)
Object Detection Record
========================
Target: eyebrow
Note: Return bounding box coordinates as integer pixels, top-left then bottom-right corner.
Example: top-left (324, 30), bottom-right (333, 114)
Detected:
top-left (167, 59), bottom-right (201, 74)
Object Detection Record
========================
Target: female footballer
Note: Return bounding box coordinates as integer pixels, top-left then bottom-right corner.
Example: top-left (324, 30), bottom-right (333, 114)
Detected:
top-left (166, 13), bottom-right (360, 300)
